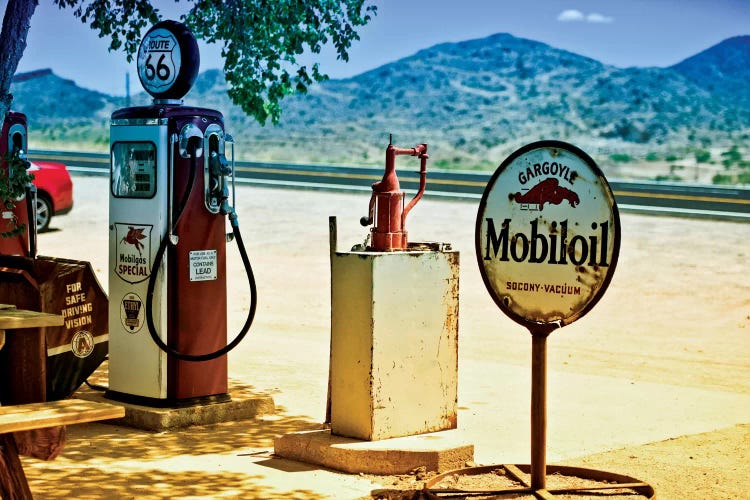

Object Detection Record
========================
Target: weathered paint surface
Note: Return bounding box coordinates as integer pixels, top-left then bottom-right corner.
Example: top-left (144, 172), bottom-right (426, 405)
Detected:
top-left (330, 247), bottom-right (459, 441)
top-left (476, 141), bottom-right (620, 329)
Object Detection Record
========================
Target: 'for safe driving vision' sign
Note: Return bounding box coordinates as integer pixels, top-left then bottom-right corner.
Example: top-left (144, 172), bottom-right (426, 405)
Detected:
top-left (475, 141), bottom-right (620, 330)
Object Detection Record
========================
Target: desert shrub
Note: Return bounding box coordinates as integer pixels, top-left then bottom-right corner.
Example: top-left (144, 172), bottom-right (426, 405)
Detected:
top-left (610, 153), bottom-right (631, 163)
top-left (712, 173), bottom-right (734, 184)
top-left (721, 145), bottom-right (742, 168)
top-left (694, 149), bottom-right (711, 163)
top-left (655, 174), bottom-right (682, 181)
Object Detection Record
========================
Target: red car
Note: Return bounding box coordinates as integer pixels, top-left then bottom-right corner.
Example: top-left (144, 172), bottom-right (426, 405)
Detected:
top-left (29, 161), bottom-right (73, 232)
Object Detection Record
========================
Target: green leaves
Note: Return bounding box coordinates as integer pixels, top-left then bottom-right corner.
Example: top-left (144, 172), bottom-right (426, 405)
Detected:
top-left (55, 0), bottom-right (377, 125)
top-left (54, 1), bottom-right (160, 61)
top-left (0, 152), bottom-right (34, 238)
top-left (184, 0), bottom-right (376, 124)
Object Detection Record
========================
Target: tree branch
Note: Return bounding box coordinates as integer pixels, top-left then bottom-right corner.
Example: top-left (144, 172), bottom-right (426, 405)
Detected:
top-left (0, 0), bottom-right (39, 120)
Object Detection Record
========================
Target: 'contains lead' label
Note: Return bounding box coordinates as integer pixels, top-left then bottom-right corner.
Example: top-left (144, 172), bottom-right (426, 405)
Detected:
top-left (189, 250), bottom-right (218, 282)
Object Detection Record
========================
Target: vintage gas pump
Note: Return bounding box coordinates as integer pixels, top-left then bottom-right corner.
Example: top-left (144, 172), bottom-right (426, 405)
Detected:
top-left (107, 21), bottom-right (256, 406)
top-left (326, 139), bottom-right (460, 441)
top-left (0, 111), bottom-right (35, 257)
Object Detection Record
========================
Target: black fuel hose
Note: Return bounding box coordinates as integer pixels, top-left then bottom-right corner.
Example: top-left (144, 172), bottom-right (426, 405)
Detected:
top-left (144, 145), bottom-right (257, 362)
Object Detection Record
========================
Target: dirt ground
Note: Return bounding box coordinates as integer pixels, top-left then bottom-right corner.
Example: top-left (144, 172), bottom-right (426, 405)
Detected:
top-left (15, 175), bottom-right (750, 498)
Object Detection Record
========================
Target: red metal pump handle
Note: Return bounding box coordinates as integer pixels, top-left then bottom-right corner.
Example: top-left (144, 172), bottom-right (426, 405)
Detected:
top-left (402, 145), bottom-right (428, 223)
top-left (373, 143), bottom-right (428, 193)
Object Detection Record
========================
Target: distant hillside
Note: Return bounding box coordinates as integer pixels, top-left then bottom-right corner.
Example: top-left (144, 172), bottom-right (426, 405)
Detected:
top-left (10, 69), bottom-right (123, 148)
top-left (10, 33), bottom-right (750, 173)
top-left (671, 35), bottom-right (750, 108)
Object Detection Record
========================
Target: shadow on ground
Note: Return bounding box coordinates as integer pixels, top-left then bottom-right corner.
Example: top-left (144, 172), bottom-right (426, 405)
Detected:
top-left (24, 408), bottom-right (332, 498)
top-left (21, 371), bottom-right (338, 499)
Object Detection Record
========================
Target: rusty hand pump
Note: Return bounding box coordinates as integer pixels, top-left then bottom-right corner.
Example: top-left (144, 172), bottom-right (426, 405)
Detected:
top-left (361, 140), bottom-right (428, 251)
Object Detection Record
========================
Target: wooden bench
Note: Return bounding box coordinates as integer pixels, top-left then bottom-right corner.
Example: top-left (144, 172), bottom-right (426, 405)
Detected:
top-left (0, 398), bottom-right (125, 499)
top-left (0, 304), bottom-right (65, 404)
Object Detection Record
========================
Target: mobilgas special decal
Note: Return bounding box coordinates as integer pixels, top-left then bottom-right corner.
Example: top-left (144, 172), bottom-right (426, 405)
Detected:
top-left (115, 223), bottom-right (153, 284)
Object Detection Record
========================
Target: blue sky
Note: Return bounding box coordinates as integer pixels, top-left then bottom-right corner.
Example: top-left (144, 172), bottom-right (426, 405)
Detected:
top-left (7, 0), bottom-right (750, 96)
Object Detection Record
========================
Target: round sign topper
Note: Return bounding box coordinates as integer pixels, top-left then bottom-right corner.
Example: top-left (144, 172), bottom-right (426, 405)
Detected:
top-left (137, 20), bottom-right (199, 100)
top-left (476, 141), bottom-right (620, 331)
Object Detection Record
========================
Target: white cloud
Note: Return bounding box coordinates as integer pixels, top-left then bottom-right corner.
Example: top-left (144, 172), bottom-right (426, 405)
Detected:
top-left (587, 12), bottom-right (614, 23)
top-left (558, 9), bottom-right (585, 22)
top-left (557, 9), bottom-right (614, 23)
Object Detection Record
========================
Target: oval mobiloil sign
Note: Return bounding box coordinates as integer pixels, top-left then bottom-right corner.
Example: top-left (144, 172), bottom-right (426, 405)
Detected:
top-left (475, 141), bottom-right (620, 330)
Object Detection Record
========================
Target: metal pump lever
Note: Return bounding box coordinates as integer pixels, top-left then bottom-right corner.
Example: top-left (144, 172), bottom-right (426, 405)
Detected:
top-left (361, 139), bottom-right (428, 251)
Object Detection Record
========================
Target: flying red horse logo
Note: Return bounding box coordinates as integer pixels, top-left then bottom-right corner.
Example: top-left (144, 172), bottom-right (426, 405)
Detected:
top-left (121, 227), bottom-right (147, 255)
top-left (514, 178), bottom-right (580, 210)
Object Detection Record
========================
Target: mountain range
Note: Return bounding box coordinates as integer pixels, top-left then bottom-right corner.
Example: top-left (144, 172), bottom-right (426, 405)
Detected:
top-left (10, 33), bottom-right (750, 170)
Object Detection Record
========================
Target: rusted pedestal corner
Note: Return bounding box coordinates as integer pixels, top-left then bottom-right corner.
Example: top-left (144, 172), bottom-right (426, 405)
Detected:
top-left (274, 428), bottom-right (474, 475)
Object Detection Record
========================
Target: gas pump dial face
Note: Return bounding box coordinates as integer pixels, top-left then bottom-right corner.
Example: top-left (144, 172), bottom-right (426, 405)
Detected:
top-left (137, 20), bottom-right (199, 100)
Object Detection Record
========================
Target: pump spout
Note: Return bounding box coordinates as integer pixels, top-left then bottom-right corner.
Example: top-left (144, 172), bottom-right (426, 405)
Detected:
top-left (373, 143), bottom-right (428, 193)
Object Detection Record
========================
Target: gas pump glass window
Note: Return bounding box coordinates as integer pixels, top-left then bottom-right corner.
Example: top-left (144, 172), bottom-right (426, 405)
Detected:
top-left (111, 142), bottom-right (156, 198)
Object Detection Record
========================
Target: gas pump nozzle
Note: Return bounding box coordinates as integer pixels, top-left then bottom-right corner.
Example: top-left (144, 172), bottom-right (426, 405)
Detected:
top-left (360, 139), bottom-right (428, 251)
top-left (209, 150), bottom-right (232, 215)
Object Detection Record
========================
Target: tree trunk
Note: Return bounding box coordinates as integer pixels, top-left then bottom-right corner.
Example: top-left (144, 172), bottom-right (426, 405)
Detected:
top-left (0, 0), bottom-right (39, 122)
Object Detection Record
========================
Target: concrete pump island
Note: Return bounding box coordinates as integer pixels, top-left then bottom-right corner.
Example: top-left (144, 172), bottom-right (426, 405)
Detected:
top-left (1, 19), bottom-right (749, 500)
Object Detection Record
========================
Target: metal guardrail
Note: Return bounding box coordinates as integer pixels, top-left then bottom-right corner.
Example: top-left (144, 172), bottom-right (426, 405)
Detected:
top-left (29, 149), bottom-right (750, 221)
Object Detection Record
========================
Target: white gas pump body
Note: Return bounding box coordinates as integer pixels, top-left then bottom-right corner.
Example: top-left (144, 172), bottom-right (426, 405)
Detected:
top-left (108, 119), bottom-right (169, 400)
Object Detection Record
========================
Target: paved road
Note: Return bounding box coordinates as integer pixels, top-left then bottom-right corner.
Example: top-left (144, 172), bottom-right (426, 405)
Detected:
top-left (30, 149), bottom-right (750, 221)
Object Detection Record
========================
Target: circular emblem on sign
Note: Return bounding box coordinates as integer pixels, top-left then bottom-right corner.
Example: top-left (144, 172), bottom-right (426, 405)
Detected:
top-left (71, 330), bottom-right (95, 358)
top-left (120, 292), bottom-right (145, 333)
top-left (137, 20), bottom-right (199, 100)
top-left (475, 141), bottom-right (620, 330)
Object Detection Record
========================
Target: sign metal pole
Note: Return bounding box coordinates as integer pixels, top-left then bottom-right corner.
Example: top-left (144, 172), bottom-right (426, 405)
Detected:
top-left (476, 140), bottom-right (621, 495)
top-left (530, 329), bottom-right (549, 491)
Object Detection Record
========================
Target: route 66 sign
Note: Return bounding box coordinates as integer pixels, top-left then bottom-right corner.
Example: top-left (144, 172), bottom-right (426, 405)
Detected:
top-left (137, 21), bottom-right (199, 100)
top-left (475, 141), bottom-right (620, 330)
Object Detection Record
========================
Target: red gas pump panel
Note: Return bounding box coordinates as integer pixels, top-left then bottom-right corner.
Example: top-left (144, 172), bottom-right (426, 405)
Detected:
top-left (0, 111), bottom-right (32, 256)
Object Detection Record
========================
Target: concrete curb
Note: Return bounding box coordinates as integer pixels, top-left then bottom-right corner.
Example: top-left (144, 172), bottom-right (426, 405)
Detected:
top-left (76, 381), bottom-right (275, 431)
top-left (274, 428), bottom-right (474, 475)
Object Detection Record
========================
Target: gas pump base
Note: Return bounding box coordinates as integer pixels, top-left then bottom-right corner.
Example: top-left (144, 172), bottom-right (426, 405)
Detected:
top-left (80, 378), bottom-right (274, 431)
top-left (103, 389), bottom-right (231, 409)
top-left (274, 428), bottom-right (473, 475)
